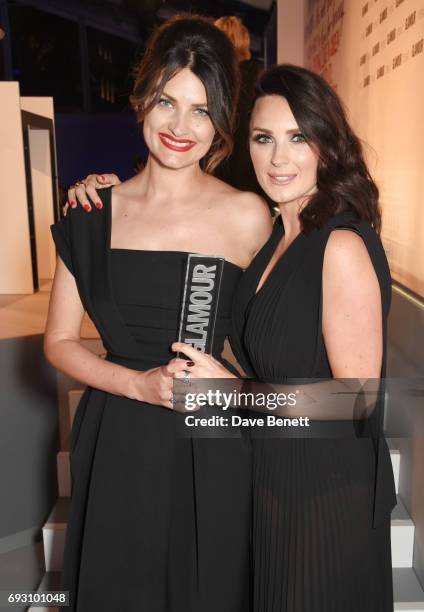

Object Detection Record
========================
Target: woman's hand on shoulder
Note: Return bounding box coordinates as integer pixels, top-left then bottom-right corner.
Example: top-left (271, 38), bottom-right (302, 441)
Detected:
top-left (322, 229), bottom-right (383, 378)
top-left (65, 173), bottom-right (121, 215)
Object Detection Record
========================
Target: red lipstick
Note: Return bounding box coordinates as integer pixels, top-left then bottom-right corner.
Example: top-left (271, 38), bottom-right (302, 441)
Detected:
top-left (159, 133), bottom-right (196, 152)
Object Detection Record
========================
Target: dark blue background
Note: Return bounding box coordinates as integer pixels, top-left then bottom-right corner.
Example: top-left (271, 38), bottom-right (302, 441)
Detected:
top-left (55, 112), bottom-right (148, 188)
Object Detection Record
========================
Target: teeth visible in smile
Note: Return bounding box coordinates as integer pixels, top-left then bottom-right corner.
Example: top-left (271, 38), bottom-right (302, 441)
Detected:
top-left (161, 135), bottom-right (194, 148)
top-left (270, 175), bottom-right (296, 183)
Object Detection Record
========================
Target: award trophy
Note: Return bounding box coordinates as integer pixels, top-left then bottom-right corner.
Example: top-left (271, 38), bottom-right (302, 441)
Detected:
top-left (175, 254), bottom-right (233, 424)
top-left (177, 254), bottom-right (225, 356)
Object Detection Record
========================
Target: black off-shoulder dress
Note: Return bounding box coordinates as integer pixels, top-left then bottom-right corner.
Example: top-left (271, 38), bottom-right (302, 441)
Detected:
top-left (51, 188), bottom-right (251, 612)
top-left (231, 212), bottom-right (397, 612)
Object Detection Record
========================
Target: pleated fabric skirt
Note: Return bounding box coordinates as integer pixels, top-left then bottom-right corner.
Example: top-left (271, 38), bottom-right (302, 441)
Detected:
top-left (252, 438), bottom-right (393, 612)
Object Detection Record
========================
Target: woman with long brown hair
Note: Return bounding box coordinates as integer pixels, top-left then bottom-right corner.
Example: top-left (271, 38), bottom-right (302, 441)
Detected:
top-left (45, 15), bottom-right (271, 611)
top-left (174, 64), bottom-right (396, 611)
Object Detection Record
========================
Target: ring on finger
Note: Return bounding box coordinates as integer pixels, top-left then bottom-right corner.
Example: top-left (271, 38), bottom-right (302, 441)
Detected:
top-left (74, 180), bottom-right (86, 187)
top-left (182, 371), bottom-right (191, 385)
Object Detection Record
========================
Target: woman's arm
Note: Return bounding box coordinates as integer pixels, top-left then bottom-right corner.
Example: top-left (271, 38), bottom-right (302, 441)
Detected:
top-left (45, 257), bottom-right (186, 408)
top-left (322, 229), bottom-right (383, 378)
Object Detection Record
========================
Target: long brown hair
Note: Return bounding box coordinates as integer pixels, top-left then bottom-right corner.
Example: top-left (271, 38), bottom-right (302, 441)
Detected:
top-left (254, 64), bottom-right (382, 233)
top-left (130, 14), bottom-right (240, 173)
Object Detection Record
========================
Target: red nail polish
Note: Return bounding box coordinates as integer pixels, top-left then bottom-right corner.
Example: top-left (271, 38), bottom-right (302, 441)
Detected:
top-left (186, 361), bottom-right (195, 367)
top-left (95, 201), bottom-right (103, 209)
top-left (83, 204), bottom-right (91, 212)
top-left (70, 200), bottom-right (76, 207)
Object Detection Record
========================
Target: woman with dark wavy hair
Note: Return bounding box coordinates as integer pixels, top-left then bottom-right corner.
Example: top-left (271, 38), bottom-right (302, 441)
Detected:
top-left (45, 15), bottom-right (271, 612)
top-left (173, 64), bottom-right (396, 611)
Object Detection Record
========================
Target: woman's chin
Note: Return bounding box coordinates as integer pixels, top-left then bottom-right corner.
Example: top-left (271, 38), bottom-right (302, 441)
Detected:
top-left (152, 151), bottom-right (201, 171)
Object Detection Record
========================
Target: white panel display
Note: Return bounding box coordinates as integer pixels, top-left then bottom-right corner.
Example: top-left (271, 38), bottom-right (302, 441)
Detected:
top-left (28, 129), bottom-right (56, 280)
top-left (0, 82), bottom-right (33, 294)
top-left (304, 0), bottom-right (424, 296)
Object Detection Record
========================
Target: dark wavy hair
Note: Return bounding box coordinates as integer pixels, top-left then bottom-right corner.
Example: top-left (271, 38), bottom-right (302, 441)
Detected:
top-left (130, 14), bottom-right (240, 173)
top-left (253, 64), bottom-right (381, 233)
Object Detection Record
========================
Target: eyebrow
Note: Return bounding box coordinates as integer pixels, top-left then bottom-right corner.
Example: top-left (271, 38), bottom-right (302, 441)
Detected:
top-left (162, 91), bottom-right (208, 107)
top-left (251, 126), bottom-right (301, 135)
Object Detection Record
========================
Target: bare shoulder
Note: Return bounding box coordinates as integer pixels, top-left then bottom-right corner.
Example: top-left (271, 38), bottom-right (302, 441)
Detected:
top-left (110, 174), bottom-right (145, 215)
top-left (324, 229), bottom-right (372, 271)
top-left (323, 229), bottom-right (378, 290)
top-left (111, 173), bottom-right (139, 197)
top-left (239, 190), bottom-right (273, 243)
top-left (230, 189), bottom-right (271, 219)
top-left (210, 177), bottom-right (272, 235)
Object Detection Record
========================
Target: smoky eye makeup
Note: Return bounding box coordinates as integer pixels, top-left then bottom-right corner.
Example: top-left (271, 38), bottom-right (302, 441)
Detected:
top-left (290, 132), bottom-right (307, 143)
top-left (250, 129), bottom-right (310, 145)
top-left (251, 132), bottom-right (273, 143)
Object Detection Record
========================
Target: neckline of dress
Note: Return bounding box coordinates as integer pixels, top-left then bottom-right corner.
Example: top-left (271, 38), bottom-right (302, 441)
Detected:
top-left (253, 216), bottom-right (303, 296)
top-left (252, 209), bottom-right (362, 297)
top-left (109, 247), bottom-right (244, 272)
top-left (106, 188), bottom-right (244, 272)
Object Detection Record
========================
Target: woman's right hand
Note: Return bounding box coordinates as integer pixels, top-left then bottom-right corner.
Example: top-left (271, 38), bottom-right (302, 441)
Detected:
top-left (128, 359), bottom-right (189, 410)
top-left (64, 173), bottom-right (121, 214)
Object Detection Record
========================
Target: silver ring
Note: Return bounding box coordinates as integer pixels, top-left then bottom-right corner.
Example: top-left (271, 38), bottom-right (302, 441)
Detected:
top-left (74, 180), bottom-right (85, 187)
top-left (182, 371), bottom-right (190, 385)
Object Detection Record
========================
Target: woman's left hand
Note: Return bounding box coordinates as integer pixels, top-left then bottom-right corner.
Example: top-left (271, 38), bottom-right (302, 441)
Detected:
top-left (170, 342), bottom-right (237, 379)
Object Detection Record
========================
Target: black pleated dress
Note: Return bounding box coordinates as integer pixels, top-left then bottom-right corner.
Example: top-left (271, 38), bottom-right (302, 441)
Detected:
top-left (51, 188), bottom-right (251, 612)
top-left (231, 212), bottom-right (397, 612)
